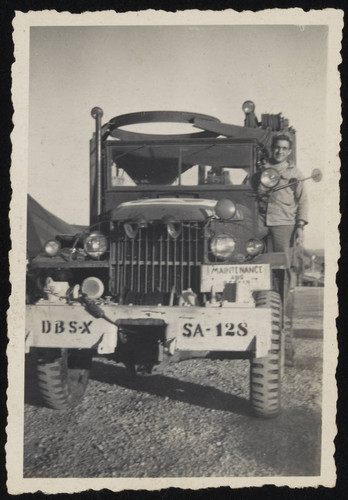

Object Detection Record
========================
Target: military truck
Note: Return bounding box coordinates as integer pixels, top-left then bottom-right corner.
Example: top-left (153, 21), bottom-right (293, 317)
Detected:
top-left (26, 101), bottom-right (321, 417)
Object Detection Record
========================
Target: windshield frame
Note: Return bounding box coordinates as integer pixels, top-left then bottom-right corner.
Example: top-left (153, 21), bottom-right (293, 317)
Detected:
top-left (105, 138), bottom-right (258, 191)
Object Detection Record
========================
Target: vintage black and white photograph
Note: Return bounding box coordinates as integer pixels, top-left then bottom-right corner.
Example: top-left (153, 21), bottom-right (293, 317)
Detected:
top-left (8, 9), bottom-right (341, 493)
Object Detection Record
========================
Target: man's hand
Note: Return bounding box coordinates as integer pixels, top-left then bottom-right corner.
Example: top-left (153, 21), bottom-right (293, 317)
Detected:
top-left (296, 226), bottom-right (304, 245)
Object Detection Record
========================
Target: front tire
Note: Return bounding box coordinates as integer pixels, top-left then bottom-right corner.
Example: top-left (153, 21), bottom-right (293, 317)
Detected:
top-left (250, 291), bottom-right (283, 418)
top-left (36, 348), bottom-right (92, 410)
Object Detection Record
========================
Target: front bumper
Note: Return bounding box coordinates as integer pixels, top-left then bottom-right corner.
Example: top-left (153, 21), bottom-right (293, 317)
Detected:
top-left (26, 302), bottom-right (272, 357)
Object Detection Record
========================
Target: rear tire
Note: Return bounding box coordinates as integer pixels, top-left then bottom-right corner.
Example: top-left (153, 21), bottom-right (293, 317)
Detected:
top-left (250, 291), bottom-right (283, 418)
top-left (36, 348), bottom-right (92, 410)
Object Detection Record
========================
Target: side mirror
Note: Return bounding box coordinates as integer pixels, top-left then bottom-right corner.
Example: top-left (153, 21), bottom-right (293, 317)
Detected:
top-left (272, 168), bottom-right (323, 192)
top-left (311, 168), bottom-right (322, 182)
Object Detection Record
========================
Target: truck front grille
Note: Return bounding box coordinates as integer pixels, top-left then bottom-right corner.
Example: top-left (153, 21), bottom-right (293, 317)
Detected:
top-left (110, 223), bottom-right (203, 297)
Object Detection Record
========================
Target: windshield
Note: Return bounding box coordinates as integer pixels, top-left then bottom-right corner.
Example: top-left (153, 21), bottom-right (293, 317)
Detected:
top-left (107, 141), bottom-right (254, 187)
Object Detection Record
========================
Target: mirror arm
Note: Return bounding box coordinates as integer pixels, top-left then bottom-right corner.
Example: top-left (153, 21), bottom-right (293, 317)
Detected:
top-left (272, 179), bottom-right (299, 192)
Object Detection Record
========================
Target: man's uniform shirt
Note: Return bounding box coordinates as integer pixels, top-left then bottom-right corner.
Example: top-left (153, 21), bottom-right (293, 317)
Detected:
top-left (259, 159), bottom-right (308, 226)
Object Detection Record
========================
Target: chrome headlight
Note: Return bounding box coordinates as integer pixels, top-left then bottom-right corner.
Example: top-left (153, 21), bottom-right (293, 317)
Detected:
top-left (44, 239), bottom-right (61, 257)
top-left (210, 234), bottom-right (236, 260)
top-left (245, 238), bottom-right (264, 256)
top-left (84, 232), bottom-right (108, 259)
top-left (260, 168), bottom-right (280, 188)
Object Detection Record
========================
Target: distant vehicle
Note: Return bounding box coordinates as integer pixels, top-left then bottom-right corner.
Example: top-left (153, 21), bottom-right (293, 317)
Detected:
top-left (301, 271), bottom-right (324, 287)
top-left (298, 254), bottom-right (324, 287)
top-left (26, 101), bottom-right (322, 417)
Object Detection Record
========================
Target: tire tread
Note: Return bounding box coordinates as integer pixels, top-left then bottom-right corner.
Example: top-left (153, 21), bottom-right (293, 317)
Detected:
top-left (250, 291), bottom-right (283, 418)
top-left (36, 349), bottom-right (91, 410)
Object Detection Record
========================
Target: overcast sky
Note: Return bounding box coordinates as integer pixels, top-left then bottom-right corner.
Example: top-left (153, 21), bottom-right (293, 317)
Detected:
top-left (29, 25), bottom-right (328, 248)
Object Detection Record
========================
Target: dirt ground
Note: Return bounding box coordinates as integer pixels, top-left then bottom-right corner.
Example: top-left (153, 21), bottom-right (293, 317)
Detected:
top-left (293, 287), bottom-right (324, 332)
top-left (24, 287), bottom-right (324, 478)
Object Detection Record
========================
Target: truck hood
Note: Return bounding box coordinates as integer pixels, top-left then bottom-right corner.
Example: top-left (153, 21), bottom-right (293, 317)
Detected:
top-left (110, 197), bottom-right (254, 223)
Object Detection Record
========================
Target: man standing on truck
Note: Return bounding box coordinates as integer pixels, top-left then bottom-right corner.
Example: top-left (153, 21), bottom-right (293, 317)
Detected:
top-left (260, 135), bottom-right (308, 284)
top-left (259, 134), bottom-right (308, 364)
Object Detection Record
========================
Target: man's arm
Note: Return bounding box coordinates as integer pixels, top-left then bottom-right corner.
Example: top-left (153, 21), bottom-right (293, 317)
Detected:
top-left (294, 171), bottom-right (309, 243)
top-left (295, 169), bottom-right (309, 223)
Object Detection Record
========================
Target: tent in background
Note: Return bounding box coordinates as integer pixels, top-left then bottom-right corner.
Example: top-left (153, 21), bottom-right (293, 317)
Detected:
top-left (27, 195), bottom-right (86, 258)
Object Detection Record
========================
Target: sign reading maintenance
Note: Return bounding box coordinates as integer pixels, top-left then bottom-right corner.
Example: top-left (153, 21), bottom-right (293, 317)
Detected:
top-left (200, 263), bottom-right (271, 292)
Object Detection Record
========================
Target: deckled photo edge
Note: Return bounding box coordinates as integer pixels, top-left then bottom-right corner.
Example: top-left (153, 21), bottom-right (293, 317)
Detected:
top-left (7, 8), bottom-right (343, 494)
